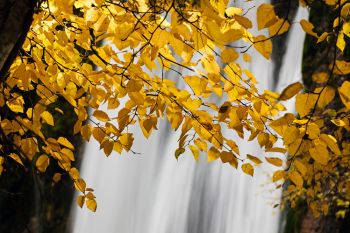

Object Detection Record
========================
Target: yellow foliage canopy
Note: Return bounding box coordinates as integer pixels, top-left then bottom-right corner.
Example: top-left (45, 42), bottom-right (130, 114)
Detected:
top-left (0, 0), bottom-right (349, 217)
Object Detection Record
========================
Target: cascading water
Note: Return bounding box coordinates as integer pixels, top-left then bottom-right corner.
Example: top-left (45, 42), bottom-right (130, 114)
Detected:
top-left (70, 3), bottom-right (308, 233)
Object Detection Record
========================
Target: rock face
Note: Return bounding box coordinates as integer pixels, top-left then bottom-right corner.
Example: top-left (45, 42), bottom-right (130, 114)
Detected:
top-left (0, 0), bottom-right (35, 79)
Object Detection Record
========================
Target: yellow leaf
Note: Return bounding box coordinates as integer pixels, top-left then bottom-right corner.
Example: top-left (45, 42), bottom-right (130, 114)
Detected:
top-left (243, 53), bottom-right (251, 62)
top-left (119, 133), bottom-right (133, 152)
top-left (74, 179), bottom-right (86, 193)
top-left (7, 96), bottom-right (24, 113)
top-left (336, 32), bottom-right (346, 52)
top-left (318, 86), bottom-right (335, 108)
top-left (69, 167), bottom-right (80, 179)
top-left (272, 170), bottom-right (285, 182)
top-left (81, 124), bottom-right (92, 141)
top-left (288, 171), bottom-right (303, 188)
top-left (93, 110), bottom-right (110, 122)
top-left (295, 93), bottom-right (318, 117)
top-left (306, 123), bottom-right (320, 139)
top-left (268, 18), bottom-right (290, 36)
top-left (234, 15), bottom-right (252, 29)
top-left (76, 195), bottom-right (85, 208)
top-left (9, 153), bottom-right (24, 166)
top-left (265, 157), bottom-right (283, 167)
top-left (241, 163), bottom-right (254, 177)
top-left (317, 32), bottom-right (328, 43)
top-left (52, 173), bottom-right (62, 183)
top-left (208, 146), bottom-right (220, 162)
top-left (334, 60), bottom-right (350, 75)
top-left (265, 147), bottom-right (287, 153)
top-left (331, 119), bottom-right (346, 127)
top-left (229, 157), bottom-right (238, 169)
top-left (309, 140), bottom-right (329, 165)
top-left (220, 151), bottom-right (234, 163)
top-left (278, 82), bottom-right (303, 101)
top-left (189, 145), bottom-right (200, 161)
top-left (294, 160), bottom-right (307, 176)
top-left (225, 7), bottom-right (243, 17)
top-left (202, 56), bottom-right (220, 75)
top-left (41, 111), bottom-right (54, 126)
top-left (312, 72), bottom-right (328, 83)
top-left (253, 35), bottom-right (273, 59)
top-left (36, 154), bottom-right (50, 172)
top-left (58, 137), bottom-right (75, 150)
top-left (247, 154), bottom-right (262, 165)
top-left (86, 199), bottom-right (97, 212)
top-left (175, 148), bottom-right (185, 160)
top-left (339, 81), bottom-right (350, 109)
top-left (101, 139), bottom-right (114, 156)
top-left (300, 19), bottom-right (318, 37)
top-left (257, 4), bottom-right (277, 30)
top-left (269, 113), bottom-right (295, 136)
top-left (221, 48), bottom-right (239, 63)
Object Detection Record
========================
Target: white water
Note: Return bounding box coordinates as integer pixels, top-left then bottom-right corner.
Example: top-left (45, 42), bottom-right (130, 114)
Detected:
top-left (70, 4), bottom-right (308, 233)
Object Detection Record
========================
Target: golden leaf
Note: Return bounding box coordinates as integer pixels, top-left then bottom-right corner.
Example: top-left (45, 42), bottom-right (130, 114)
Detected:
top-left (300, 19), bottom-right (318, 37)
top-left (175, 148), bottom-right (185, 160)
top-left (247, 154), bottom-right (262, 165)
top-left (295, 93), bottom-right (318, 117)
top-left (253, 35), bottom-right (273, 59)
top-left (272, 170), bottom-right (285, 182)
top-left (86, 199), bottom-right (97, 212)
top-left (41, 111), bottom-right (55, 126)
top-left (278, 82), bottom-right (303, 101)
top-left (57, 137), bottom-right (75, 150)
top-left (268, 18), bottom-right (290, 36)
top-left (265, 157), bottom-right (283, 167)
top-left (7, 96), bottom-right (24, 113)
top-left (317, 86), bottom-right (335, 109)
top-left (74, 179), bottom-right (86, 193)
top-left (288, 171), bottom-right (303, 188)
top-left (76, 195), bottom-right (85, 208)
top-left (36, 154), bottom-right (50, 172)
top-left (189, 145), bottom-right (200, 161)
top-left (208, 146), bottom-right (220, 162)
top-left (294, 160), bottom-right (307, 176)
top-left (93, 110), bottom-right (110, 122)
top-left (241, 163), bottom-right (254, 177)
top-left (339, 81), bottom-right (350, 109)
top-left (221, 48), bottom-right (239, 63)
top-left (257, 4), bottom-right (277, 30)
top-left (234, 15), bottom-right (252, 29)
top-left (309, 140), bottom-right (329, 165)
top-left (9, 153), bottom-right (24, 166)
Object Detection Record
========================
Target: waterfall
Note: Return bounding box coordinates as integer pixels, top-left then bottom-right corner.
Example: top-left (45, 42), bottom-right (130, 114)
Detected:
top-left (70, 4), bottom-right (308, 233)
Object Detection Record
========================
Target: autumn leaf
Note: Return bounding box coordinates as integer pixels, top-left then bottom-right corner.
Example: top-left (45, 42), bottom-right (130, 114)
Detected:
top-left (76, 195), bottom-right (85, 208)
top-left (242, 163), bottom-right (254, 177)
top-left (247, 154), bottom-right (262, 165)
top-left (265, 157), bottom-right (283, 167)
top-left (175, 147), bottom-right (185, 160)
top-left (300, 19), bottom-right (318, 37)
top-left (278, 82), bottom-right (303, 101)
top-left (93, 110), bottom-right (110, 122)
top-left (86, 199), bottom-right (97, 212)
top-left (272, 170), bottom-right (285, 182)
top-left (295, 93), bottom-right (318, 117)
top-left (253, 35), bottom-right (273, 59)
top-left (339, 81), bottom-right (350, 109)
top-left (208, 147), bottom-right (220, 162)
top-left (41, 111), bottom-right (55, 126)
top-left (288, 171), bottom-right (303, 188)
top-left (58, 137), bottom-right (75, 150)
top-left (257, 4), bottom-right (277, 30)
top-left (36, 154), bottom-right (50, 172)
